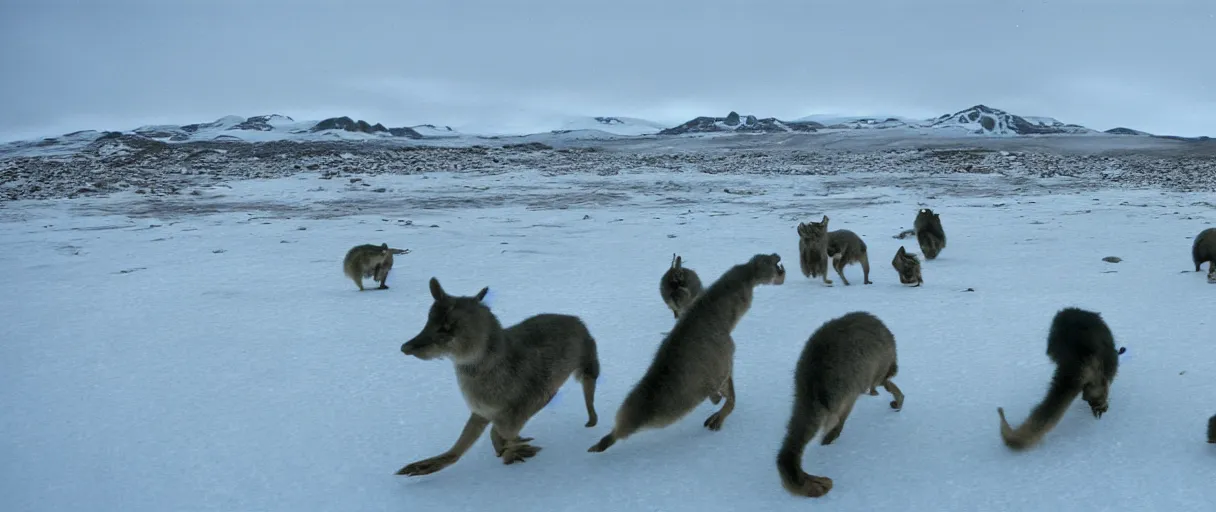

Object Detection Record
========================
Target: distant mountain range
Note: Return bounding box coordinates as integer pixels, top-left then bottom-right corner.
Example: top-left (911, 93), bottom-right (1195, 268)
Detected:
top-left (663, 105), bottom-right (1120, 136)
top-left (1, 105), bottom-right (1204, 155)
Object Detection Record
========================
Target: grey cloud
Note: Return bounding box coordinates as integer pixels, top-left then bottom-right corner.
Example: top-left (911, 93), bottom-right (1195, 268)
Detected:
top-left (1, 0), bottom-right (1212, 140)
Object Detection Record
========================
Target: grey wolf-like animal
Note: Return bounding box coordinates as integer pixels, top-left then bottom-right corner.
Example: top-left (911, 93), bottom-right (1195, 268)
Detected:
top-left (776, 311), bottom-right (904, 498)
top-left (660, 253), bottom-right (704, 319)
top-left (1192, 227), bottom-right (1216, 281)
top-left (912, 208), bottom-right (947, 260)
top-left (587, 253), bottom-right (786, 453)
top-left (397, 277), bottom-right (601, 476)
top-left (891, 246), bottom-right (923, 286)
top-left (798, 215), bottom-right (871, 286)
top-left (343, 243), bottom-right (409, 290)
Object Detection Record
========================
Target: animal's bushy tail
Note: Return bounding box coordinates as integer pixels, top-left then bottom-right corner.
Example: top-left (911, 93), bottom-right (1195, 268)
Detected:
top-left (997, 369), bottom-right (1081, 451)
top-left (798, 240), bottom-right (815, 278)
top-left (777, 399), bottom-right (827, 493)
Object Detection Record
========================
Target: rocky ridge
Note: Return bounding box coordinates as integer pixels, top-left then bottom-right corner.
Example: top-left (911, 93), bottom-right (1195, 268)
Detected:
top-left (3, 134), bottom-right (1215, 202)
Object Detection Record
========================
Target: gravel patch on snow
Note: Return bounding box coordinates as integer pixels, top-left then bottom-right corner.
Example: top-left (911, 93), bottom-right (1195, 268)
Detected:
top-left (2, 134), bottom-right (1215, 203)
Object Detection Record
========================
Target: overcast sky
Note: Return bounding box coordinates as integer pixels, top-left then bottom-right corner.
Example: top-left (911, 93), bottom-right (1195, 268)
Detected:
top-left (1, 0), bottom-right (1212, 141)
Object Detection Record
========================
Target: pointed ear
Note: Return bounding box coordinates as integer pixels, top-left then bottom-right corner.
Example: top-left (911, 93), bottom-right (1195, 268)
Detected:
top-left (381, 243), bottom-right (389, 249)
top-left (429, 277), bottom-right (446, 301)
top-left (674, 256), bottom-right (682, 268)
top-left (897, 246), bottom-right (905, 255)
top-left (934, 213), bottom-right (940, 220)
top-left (475, 287), bottom-right (489, 302)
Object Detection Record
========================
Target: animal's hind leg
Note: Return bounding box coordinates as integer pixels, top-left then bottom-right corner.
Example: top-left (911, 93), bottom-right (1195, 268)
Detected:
top-left (860, 253), bottom-right (872, 285)
top-left (704, 375), bottom-right (736, 431)
top-left (374, 264), bottom-right (390, 289)
top-left (578, 337), bottom-right (601, 427)
top-left (820, 398), bottom-right (857, 445)
top-left (882, 379), bottom-right (905, 410)
top-left (580, 374), bottom-right (599, 427)
top-left (351, 276), bottom-right (365, 291)
top-left (832, 257), bottom-right (851, 286)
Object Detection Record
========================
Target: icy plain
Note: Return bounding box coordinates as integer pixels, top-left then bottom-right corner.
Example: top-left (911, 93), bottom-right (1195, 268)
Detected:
top-left (2, 166), bottom-right (1214, 512)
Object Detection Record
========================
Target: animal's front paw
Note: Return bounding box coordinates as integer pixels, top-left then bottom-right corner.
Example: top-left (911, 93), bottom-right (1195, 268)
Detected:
top-left (396, 453), bottom-right (457, 476)
top-left (1090, 402), bottom-right (1108, 419)
top-left (704, 411), bottom-right (729, 431)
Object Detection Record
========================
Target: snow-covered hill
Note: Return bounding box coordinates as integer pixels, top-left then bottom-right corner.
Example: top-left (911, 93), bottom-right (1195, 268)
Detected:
top-left (793, 114), bottom-right (921, 130)
top-left (555, 116), bottom-right (669, 136)
top-left (0, 104), bottom-right (1193, 162)
top-left (659, 111), bottom-right (823, 135)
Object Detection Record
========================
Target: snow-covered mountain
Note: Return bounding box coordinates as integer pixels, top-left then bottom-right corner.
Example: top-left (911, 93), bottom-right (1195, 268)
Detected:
top-left (662, 105), bottom-right (1108, 136)
top-left (553, 116), bottom-right (669, 136)
top-left (659, 111), bottom-right (822, 135)
top-left (0, 104), bottom-right (1185, 160)
top-left (926, 105), bottom-right (1096, 135)
top-left (125, 114), bottom-right (429, 143)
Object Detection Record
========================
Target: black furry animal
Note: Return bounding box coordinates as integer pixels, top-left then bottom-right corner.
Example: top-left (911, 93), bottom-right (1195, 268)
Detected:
top-left (997, 307), bottom-right (1124, 451)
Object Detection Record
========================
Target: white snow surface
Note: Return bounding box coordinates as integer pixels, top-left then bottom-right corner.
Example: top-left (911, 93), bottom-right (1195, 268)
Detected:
top-left (2, 169), bottom-right (1215, 512)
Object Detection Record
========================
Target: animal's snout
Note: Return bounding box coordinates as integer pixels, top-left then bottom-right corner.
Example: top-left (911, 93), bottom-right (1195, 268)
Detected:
top-left (401, 335), bottom-right (428, 356)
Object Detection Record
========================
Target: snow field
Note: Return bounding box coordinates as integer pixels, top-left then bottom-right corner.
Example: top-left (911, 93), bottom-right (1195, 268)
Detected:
top-left (1, 171), bottom-right (1214, 511)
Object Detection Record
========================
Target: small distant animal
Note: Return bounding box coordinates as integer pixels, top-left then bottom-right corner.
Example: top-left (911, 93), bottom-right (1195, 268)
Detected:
top-left (891, 246), bottom-right (923, 286)
top-left (1192, 227), bottom-right (1216, 280)
top-left (797, 219), bottom-right (831, 283)
top-left (776, 311), bottom-right (904, 498)
top-left (797, 215), bottom-right (871, 286)
top-left (1207, 414), bottom-right (1216, 443)
top-left (396, 277), bottom-right (601, 476)
top-left (343, 243), bottom-right (409, 291)
top-left (588, 253), bottom-right (786, 453)
top-left (912, 208), bottom-right (947, 260)
top-left (997, 307), bottom-right (1123, 451)
top-left (659, 253), bottom-right (704, 319)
